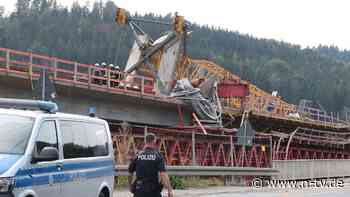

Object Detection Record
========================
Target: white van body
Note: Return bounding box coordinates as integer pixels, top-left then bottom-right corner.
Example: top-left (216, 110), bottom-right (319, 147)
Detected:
top-left (0, 108), bottom-right (115, 197)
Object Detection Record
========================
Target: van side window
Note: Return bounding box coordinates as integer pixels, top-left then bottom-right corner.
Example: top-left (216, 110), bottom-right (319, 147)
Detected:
top-left (60, 121), bottom-right (87, 159)
top-left (36, 121), bottom-right (58, 156)
top-left (60, 121), bottom-right (109, 159)
top-left (86, 124), bottom-right (109, 157)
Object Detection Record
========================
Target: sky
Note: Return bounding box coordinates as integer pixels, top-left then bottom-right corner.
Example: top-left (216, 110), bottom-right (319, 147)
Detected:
top-left (1, 0), bottom-right (350, 50)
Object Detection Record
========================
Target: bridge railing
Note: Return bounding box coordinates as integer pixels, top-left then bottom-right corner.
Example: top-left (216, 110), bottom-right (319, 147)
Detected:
top-left (244, 95), bottom-right (349, 128)
top-left (116, 165), bottom-right (278, 176)
top-left (0, 47), bottom-right (158, 99)
top-left (273, 159), bottom-right (350, 180)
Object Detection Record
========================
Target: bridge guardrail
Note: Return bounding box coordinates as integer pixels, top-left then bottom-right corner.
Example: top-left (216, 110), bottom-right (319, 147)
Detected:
top-left (115, 165), bottom-right (279, 176)
top-left (0, 47), bottom-right (180, 104)
top-left (273, 159), bottom-right (350, 180)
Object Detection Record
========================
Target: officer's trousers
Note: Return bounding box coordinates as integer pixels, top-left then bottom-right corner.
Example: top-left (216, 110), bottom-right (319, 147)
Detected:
top-left (134, 191), bottom-right (162, 197)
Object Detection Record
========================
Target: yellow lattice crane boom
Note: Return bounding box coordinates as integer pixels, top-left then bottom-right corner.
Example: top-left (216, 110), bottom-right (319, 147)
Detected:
top-left (115, 8), bottom-right (297, 120)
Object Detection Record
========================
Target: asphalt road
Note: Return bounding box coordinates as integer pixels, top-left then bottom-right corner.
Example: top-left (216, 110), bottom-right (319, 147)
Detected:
top-left (115, 186), bottom-right (350, 197)
top-left (203, 190), bottom-right (350, 197)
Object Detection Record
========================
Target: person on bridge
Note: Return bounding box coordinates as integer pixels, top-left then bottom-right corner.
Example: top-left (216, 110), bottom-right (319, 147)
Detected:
top-left (128, 133), bottom-right (174, 197)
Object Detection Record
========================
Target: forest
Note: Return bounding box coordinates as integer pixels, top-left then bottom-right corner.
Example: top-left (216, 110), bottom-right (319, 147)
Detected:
top-left (1, 0), bottom-right (350, 112)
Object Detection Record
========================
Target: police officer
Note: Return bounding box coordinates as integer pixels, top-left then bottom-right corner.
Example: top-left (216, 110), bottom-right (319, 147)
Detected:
top-left (101, 62), bottom-right (107, 85)
top-left (128, 133), bottom-right (174, 197)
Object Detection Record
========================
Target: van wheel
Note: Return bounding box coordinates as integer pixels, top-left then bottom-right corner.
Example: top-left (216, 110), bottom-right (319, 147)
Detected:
top-left (99, 187), bottom-right (109, 197)
top-left (99, 192), bottom-right (106, 197)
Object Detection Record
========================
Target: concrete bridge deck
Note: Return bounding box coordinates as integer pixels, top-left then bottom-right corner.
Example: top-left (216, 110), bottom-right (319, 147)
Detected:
top-left (0, 75), bottom-right (192, 126)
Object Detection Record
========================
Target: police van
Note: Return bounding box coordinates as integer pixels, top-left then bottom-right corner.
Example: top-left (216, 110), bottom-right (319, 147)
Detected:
top-left (0, 99), bottom-right (115, 197)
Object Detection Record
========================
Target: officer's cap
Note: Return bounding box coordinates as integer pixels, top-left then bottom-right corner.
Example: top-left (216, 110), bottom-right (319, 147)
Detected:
top-left (145, 133), bottom-right (157, 143)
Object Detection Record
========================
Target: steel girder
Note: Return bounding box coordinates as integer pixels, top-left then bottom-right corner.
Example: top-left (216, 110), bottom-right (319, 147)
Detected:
top-left (111, 126), bottom-right (271, 168)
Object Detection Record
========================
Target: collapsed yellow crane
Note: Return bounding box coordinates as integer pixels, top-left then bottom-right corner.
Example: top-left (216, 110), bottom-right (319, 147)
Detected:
top-left (116, 8), bottom-right (348, 132)
top-left (115, 8), bottom-right (296, 119)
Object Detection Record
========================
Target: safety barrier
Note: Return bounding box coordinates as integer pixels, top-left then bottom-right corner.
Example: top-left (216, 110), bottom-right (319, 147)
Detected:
top-left (116, 165), bottom-right (278, 176)
top-left (244, 95), bottom-right (349, 128)
top-left (273, 159), bottom-right (350, 180)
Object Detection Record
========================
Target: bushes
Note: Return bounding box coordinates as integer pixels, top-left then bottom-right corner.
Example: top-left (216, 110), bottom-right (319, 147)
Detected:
top-left (116, 176), bottom-right (224, 190)
top-left (116, 176), bottom-right (129, 187)
top-left (169, 176), bottom-right (186, 189)
top-left (116, 175), bottom-right (186, 189)
top-left (182, 177), bottom-right (224, 188)
top-left (170, 176), bottom-right (225, 189)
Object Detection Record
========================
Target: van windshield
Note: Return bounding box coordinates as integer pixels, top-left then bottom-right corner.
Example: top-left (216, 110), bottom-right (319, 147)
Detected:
top-left (0, 114), bottom-right (34, 154)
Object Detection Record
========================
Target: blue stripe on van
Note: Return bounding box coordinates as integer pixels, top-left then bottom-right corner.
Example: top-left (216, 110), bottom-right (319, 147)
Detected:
top-left (14, 160), bottom-right (115, 188)
top-left (16, 160), bottom-right (114, 176)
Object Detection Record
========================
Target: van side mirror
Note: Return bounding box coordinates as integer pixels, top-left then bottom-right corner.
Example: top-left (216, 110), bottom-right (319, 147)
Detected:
top-left (32, 147), bottom-right (59, 163)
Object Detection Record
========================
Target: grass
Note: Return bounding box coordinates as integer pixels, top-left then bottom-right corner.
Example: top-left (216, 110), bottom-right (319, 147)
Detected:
top-left (182, 177), bottom-right (225, 188)
top-left (115, 176), bottom-right (224, 189)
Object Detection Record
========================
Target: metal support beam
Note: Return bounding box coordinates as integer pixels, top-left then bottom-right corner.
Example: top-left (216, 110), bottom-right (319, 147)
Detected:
top-left (29, 52), bottom-right (33, 90)
top-left (5, 50), bottom-right (10, 70)
top-left (144, 126), bottom-right (148, 144)
top-left (192, 113), bottom-right (208, 135)
top-left (230, 136), bottom-right (234, 167)
top-left (41, 69), bottom-right (46, 100)
top-left (269, 136), bottom-right (273, 168)
top-left (125, 32), bottom-right (176, 74)
top-left (285, 127), bottom-right (300, 160)
top-left (276, 137), bottom-right (283, 160)
top-left (192, 131), bottom-right (196, 166)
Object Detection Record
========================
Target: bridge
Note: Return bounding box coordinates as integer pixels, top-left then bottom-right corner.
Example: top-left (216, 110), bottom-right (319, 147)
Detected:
top-left (1, 47), bottom-right (350, 181)
top-left (0, 47), bottom-right (194, 126)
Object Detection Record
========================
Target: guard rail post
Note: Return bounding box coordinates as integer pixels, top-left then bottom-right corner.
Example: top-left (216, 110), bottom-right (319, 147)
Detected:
top-left (53, 58), bottom-right (57, 80)
top-left (5, 49), bottom-right (10, 71)
top-left (73, 62), bottom-right (78, 83)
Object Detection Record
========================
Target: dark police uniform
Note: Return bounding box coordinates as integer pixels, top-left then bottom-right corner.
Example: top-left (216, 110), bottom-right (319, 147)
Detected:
top-left (128, 147), bottom-right (166, 197)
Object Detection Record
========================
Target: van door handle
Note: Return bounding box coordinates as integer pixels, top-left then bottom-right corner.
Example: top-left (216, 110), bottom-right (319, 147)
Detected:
top-left (57, 163), bottom-right (63, 171)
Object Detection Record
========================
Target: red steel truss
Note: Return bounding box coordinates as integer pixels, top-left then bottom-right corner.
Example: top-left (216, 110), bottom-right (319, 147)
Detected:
top-left (267, 128), bottom-right (350, 161)
top-left (273, 146), bottom-right (350, 160)
top-left (110, 124), bottom-right (272, 168)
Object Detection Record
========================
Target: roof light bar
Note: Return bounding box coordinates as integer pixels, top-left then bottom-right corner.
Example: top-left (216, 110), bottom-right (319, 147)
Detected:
top-left (0, 98), bottom-right (58, 113)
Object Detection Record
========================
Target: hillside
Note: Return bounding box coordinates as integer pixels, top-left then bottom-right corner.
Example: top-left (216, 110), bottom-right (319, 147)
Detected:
top-left (0, 0), bottom-right (349, 111)
top-left (315, 45), bottom-right (350, 63)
